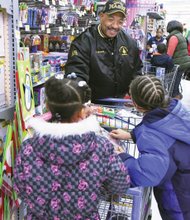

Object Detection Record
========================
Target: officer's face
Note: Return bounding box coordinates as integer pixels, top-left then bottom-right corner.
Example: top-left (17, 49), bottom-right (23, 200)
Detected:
top-left (100, 12), bottom-right (125, 38)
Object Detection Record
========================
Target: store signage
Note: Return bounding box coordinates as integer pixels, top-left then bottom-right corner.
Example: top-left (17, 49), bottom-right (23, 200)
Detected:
top-left (41, 25), bottom-right (45, 31)
top-left (24, 25), bottom-right (30, 32)
top-left (46, 28), bottom-right (51, 34)
top-left (59, 26), bottom-right (63, 32)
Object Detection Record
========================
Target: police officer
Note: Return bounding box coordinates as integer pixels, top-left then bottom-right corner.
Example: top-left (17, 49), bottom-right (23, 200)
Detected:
top-left (65, 0), bottom-right (142, 103)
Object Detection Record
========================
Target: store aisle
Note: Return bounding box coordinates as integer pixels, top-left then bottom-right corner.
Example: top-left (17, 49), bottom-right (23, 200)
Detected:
top-left (151, 79), bottom-right (190, 220)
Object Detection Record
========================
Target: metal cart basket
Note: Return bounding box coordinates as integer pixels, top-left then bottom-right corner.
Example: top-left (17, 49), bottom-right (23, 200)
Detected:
top-left (96, 106), bottom-right (152, 220)
top-left (142, 61), bottom-right (179, 97)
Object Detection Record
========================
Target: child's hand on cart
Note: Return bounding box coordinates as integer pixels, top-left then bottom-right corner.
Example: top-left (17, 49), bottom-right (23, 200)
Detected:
top-left (110, 129), bottom-right (132, 140)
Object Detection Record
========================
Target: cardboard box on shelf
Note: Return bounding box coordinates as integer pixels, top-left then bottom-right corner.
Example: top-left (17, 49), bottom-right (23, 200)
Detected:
top-left (33, 86), bottom-right (47, 115)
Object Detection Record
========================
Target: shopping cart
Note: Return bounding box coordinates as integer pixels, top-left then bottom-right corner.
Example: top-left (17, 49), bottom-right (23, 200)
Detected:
top-left (142, 61), bottom-right (180, 97)
top-left (96, 105), bottom-right (152, 220)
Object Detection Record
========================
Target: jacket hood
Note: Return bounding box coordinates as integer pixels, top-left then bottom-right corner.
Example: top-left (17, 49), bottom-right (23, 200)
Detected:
top-left (27, 116), bottom-right (102, 165)
top-left (143, 99), bottom-right (190, 144)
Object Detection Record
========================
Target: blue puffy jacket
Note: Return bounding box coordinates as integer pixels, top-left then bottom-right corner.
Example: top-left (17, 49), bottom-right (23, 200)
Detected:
top-left (120, 99), bottom-right (190, 220)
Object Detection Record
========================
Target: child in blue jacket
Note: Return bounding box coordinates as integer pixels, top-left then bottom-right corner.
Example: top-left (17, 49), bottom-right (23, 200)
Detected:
top-left (13, 74), bottom-right (130, 220)
top-left (110, 75), bottom-right (190, 220)
top-left (151, 43), bottom-right (174, 72)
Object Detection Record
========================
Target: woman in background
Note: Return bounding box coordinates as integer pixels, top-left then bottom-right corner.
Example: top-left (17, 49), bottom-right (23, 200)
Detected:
top-left (166, 20), bottom-right (190, 99)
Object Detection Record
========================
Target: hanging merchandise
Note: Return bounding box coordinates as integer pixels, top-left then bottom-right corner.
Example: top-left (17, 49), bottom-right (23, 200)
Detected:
top-left (17, 46), bottom-right (35, 122)
top-left (41, 7), bottom-right (49, 26)
top-left (48, 5), bottom-right (57, 24)
top-left (19, 3), bottom-right (28, 25)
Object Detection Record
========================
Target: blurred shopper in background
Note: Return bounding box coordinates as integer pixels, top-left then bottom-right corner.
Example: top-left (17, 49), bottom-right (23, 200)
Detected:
top-left (151, 43), bottom-right (174, 72)
top-left (167, 20), bottom-right (190, 99)
top-left (146, 28), bottom-right (166, 59)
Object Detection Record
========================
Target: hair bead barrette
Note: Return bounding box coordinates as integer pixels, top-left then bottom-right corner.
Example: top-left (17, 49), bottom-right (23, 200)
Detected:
top-left (78, 81), bottom-right (87, 87)
top-left (54, 112), bottom-right (62, 121)
top-left (55, 73), bottom-right (64, 80)
top-left (67, 72), bottom-right (77, 79)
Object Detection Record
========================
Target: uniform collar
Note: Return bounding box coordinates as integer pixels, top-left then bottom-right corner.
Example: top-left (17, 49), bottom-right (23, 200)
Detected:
top-left (98, 24), bottom-right (107, 38)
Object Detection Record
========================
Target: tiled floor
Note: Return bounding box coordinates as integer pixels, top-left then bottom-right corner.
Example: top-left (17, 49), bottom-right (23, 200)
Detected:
top-left (151, 79), bottom-right (190, 220)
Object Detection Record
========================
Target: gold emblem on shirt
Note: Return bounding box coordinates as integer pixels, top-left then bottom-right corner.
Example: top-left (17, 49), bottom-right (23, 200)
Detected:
top-left (71, 49), bottom-right (78, 57)
top-left (119, 46), bottom-right (128, 55)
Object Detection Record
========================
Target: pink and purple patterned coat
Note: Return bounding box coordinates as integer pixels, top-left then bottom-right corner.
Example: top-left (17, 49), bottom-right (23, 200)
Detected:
top-left (13, 116), bottom-right (130, 220)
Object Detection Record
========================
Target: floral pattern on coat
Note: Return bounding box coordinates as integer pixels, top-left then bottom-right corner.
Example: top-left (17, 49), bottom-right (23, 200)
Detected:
top-left (13, 116), bottom-right (130, 219)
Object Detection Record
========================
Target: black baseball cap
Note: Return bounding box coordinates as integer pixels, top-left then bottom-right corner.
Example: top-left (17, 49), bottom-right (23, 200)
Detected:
top-left (102, 0), bottom-right (126, 17)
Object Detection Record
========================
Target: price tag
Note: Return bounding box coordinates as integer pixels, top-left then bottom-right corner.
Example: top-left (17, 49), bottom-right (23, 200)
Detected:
top-left (25, 25), bottom-right (30, 31)
top-left (19, 21), bottom-right (23, 28)
top-left (46, 28), bottom-right (51, 34)
top-left (67, 25), bottom-right (71, 29)
top-left (45, 0), bottom-right (50, 5)
top-left (0, 59), bottom-right (4, 66)
top-left (59, 0), bottom-right (64, 6)
top-left (15, 30), bottom-right (21, 40)
top-left (76, 29), bottom-right (79, 34)
top-left (71, 28), bottom-right (75, 35)
top-left (41, 25), bottom-right (45, 31)
top-left (59, 26), bottom-right (63, 32)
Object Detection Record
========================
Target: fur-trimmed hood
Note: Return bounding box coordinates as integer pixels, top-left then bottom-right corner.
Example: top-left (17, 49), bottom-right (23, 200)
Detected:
top-left (28, 115), bottom-right (100, 137)
top-left (26, 116), bottom-right (102, 165)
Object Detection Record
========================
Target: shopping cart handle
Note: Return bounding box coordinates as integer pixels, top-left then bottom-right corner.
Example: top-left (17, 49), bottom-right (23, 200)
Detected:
top-left (97, 98), bottom-right (132, 103)
top-left (101, 125), bottom-right (116, 132)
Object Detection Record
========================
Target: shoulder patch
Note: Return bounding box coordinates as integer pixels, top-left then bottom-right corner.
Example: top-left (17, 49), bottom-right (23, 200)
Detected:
top-left (119, 46), bottom-right (128, 56)
top-left (71, 49), bottom-right (78, 57)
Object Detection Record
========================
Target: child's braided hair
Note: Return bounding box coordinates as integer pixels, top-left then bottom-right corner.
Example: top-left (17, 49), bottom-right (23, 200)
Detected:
top-left (130, 75), bottom-right (169, 111)
top-left (45, 73), bottom-right (91, 122)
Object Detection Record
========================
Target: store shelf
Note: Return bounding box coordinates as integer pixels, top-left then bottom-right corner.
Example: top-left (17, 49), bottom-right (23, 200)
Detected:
top-left (0, 0), bottom-right (12, 15)
top-left (0, 105), bottom-right (14, 120)
top-left (33, 72), bottom-right (57, 87)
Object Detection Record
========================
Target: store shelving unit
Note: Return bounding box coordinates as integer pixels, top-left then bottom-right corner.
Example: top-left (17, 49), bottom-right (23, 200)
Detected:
top-left (0, 0), bottom-right (19, 120)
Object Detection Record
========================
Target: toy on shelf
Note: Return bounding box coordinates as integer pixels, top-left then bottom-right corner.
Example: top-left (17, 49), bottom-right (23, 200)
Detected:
top-left (31, 35), bottom-right (41, 53)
